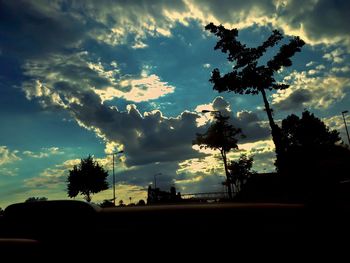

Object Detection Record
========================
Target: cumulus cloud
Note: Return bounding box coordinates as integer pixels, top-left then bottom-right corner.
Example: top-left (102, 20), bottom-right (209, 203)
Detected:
top-left (0, 146), bottom-right (21, 166)
top-left (176, 139), bottom-right (277, 193)
top-left (23, 147), bottom-right (64, 159)
top-left (79, 0), bottom-right (189, 46)
top-left (95, 74), bottom-right (175, 103)
top-left (0, 167), bottom-right (19, 177)
top-left (238, 139), bottom-right (276, 172)
top-left (23, 64), bottom-right (205, 167)
top-left (331, 66), bottom-right (350, 74)
top-left (22, 52), bottom-right (175, 109)
top-left (272, 70), bottom-right (350, 111)
top-left (195, 97), bottom-right (270, 142)
top-left (323, 114), bottom-right (350, 145)
top-left (323, 48), bottom-right (345, 64)
top-left (0, 146), bottom-right (21, 177)
top-left (24, 158), bottom-right (80, 190)
top-left (177, 155), bottom-right (224, 177)
top-left (189, 0), bottom-right (350, 47)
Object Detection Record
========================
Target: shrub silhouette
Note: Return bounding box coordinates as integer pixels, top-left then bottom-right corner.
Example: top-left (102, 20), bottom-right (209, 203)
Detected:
top-left (227, 154), bottom-right (255, 193)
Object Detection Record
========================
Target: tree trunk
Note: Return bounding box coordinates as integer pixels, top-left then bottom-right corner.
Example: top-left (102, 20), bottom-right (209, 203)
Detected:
top-left (221, 150), bottom-right (233, 199)
top-left (260, 88), bottom-right (283, 157)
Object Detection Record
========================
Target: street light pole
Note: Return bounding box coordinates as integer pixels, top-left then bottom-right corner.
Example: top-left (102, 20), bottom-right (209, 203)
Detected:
top-left (342, 110), bottom-right (350, 146)
top-left (109, 150), bottom-right (124, 206)
top-left (154, 172), bottom-right (161, 189)
top-left (112, 153), bottom-right (115, 205)
top-left (154, 174), bottom-right (157, 189)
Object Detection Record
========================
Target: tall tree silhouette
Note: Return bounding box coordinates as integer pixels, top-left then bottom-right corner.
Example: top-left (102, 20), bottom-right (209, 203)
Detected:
top-left (205, 23), bottom-right (305, 164)
top-left (193, 113), bottom-right (242, 199)
top-left (67, 155), bottom-right (109, 202)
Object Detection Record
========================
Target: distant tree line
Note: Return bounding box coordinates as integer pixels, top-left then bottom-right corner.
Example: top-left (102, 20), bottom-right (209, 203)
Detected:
top-left (25, 197), bottom-right (48, 202)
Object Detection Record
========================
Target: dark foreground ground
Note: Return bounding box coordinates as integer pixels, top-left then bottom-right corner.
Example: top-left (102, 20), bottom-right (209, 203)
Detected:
top-left (0, 201), bottom-right (349, 261)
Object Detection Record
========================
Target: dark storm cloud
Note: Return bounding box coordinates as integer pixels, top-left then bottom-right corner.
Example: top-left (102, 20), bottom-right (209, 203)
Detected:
top-left (191, 0), bottom-right (276, 22)
top-left (278, 0), bottom-right (350, 43)
top-left (70, 92), bottom-right (206, 166)
top-left (236, 111), bottom-right (270, 142)
top-left (273, 88), bottom-right (312, 111)
top-left (23, 52), bottom-right (113, 91)
top-left (0, 0), bottom-right (85, 59)
top-left (191, 0), bottom-right (350, 46)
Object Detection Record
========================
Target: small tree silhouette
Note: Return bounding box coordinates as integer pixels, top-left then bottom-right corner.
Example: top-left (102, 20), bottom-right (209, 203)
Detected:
top-left (137, 199), bottom-right (146, 206)
top-left (67, 155), bottom-right (109, 202)
top-left (205, 23), bottom-right (305, 166)
top-left (227, 154), bottom-right (255, 193)
top-left (193, 113), bottom-right (242, 199)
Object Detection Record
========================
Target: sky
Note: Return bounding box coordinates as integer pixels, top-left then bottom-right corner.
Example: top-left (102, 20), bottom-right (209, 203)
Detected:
top-left (1, 0), bottom-right (350, 208)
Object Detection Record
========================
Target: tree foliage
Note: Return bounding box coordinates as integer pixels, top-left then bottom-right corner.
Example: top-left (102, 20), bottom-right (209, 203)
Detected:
top-left (67, 155), bottom-right (109, 202)
top-left (277, 111), bottom-right (349, 202)
top-left (205, 23), bottom-right (305, 94)
top-left (277, 110), bottom-right (342, 173)
top-left (205, 23), bottom-right (305, 163)
top-left (280, 111), bottom-right (341, 150)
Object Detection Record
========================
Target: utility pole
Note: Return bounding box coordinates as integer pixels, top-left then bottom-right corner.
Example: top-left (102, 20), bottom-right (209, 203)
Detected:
top-left (112, 153), bottom-right (115, 205)
top-left (342, 110), bottom-right (350, 146)
top-left (109, 150), bottom-right (124, 206)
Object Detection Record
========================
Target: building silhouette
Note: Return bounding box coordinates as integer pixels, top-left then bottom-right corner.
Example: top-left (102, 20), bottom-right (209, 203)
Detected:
top-left (147, 185), bottom-right (182, 204)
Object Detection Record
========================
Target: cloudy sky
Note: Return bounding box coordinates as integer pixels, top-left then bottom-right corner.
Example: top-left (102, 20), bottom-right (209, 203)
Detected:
top-left (1, 0), bottom-right (349, 207)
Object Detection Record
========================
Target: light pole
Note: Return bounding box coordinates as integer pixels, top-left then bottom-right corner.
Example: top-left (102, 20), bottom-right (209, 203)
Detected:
top-left (342, 110), bottom-right (350, 146)
top-left (109, 150), bottom-right (124, 205)
top-left (154, 172), bottom-right (161, 189)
